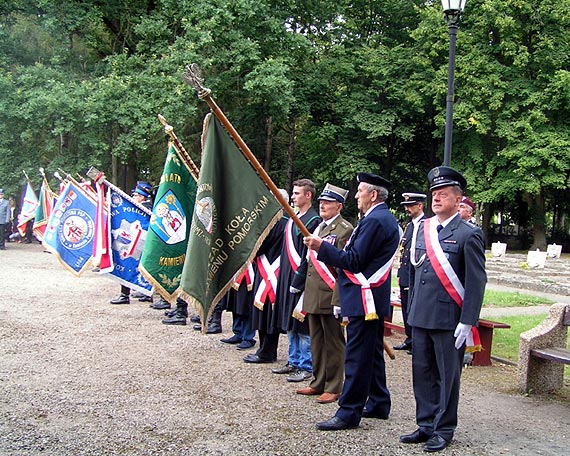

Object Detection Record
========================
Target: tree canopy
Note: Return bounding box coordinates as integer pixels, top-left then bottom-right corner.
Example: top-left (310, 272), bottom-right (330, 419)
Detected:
top-left (1, 0), bottom-right (569, 248)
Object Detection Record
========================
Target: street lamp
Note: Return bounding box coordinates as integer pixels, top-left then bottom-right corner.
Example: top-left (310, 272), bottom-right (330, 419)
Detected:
top-left (441, 0), bottom-right (467, 166)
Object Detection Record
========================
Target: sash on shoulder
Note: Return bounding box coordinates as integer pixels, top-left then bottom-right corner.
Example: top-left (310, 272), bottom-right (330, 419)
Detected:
top-left (254, 254), bottom-right (279, 310)
top-left (343, 251), bottom-right (397, 321)
top-left (284, 218), bottom-right (301, 272)
top-left (424, 217), bottom-right (482, 352)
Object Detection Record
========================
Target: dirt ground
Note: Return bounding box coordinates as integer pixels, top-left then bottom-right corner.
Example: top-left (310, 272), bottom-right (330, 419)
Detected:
top-left (1, 243), bottom-right (569, 455)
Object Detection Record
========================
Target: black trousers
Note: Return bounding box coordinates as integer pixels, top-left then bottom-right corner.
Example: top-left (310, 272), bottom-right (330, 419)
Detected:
top-left (0, 223), bottom-right (5, 248)
top-left (412, 327), bottom-right (465, 442)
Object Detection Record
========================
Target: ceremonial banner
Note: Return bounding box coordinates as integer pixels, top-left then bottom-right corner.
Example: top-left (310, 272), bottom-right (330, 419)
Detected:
top-left (17, 180), bottom-right (39, 236)
top-left (92, 180), bottom-right (111, 271)
top-left (42, 181), bottom-right (97, 276)
top-left (180, 114), bottom-right (281, 323)
top-left (106, 188), bottom-right (153, 295)
top-left (139, 143), bottom-right (198, 301)
top-left (33, 178), bottom-right (55, 241)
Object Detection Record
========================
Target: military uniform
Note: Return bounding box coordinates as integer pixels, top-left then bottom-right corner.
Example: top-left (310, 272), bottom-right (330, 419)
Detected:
top-left (404, 166), bottom-right (486, 451)
top-left (291, 184), bottom-right (354, 399)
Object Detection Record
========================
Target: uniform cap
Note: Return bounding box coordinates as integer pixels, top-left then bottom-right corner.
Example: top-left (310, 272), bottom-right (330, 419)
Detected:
top-left (0, 188), bottom-right (4, 194)
top-left (318, 183), bottom-right (349, 203)
top-left (132, 181), bottom-right (152, 199)
top-left (461, 196), bottom-right (475, 211)
top-left (427, 166), bottom-right (467, 191)
top-left (356, 172), bottom-right (392, 190)
top-left (400, 192), bottom-right (426, 205)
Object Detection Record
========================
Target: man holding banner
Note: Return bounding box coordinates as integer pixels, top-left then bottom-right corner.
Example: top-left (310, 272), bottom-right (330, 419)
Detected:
top-left (402, 166), bottom-right (486, 452)
top-left (304, 172), bottom-right (399, 431)
top-left (109, 181), bottom-right (154, 305)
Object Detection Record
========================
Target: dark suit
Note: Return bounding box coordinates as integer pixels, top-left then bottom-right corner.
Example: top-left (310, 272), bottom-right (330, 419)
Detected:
top-left (408, 213), bottom-right (486, 442)
top-left (397, 214), bottom-right (425, 345)
top-left (292, 215), bottom-right (353, 393)
top-left (317, 203), bottom-right (399, 425)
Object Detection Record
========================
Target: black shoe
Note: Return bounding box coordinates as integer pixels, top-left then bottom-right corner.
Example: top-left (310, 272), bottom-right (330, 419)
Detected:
top-left (110, 294), bottom-right (130, 305)
top-left (362, 409), bottom-right (389, 419)
top-left (407, 349), bottom-right (413, 355)
top-left (165, 309), bottom-right (177, 317)
top-left (190, 315), bottom-right (201, 323)
top-left (243, 354), bottom-right (275, 364)
top-left (393, 342), bottom-right (412, 350)
top-left (206, 325), bottom-right (222, 334)
top-left (221, 334), bottom-right (242, 344)
top-left (138, 295), bottom-right (153, 302)
top-left (162, 315), bottom-right (187, 325)
top-left (193, 323), bottom-right (202, 331)
top-left (423, 435), bottom-right (450, 452)
top-left (316, 416), bottom-right (357, 431)
top-left (400, 429), bottom-right (431, 444)
top-left (236, 339), bottom-right (256, 350)
top-left (131, 291), bottom-right (146, 299)
top-left (150, 299), bottom-right (171, 310)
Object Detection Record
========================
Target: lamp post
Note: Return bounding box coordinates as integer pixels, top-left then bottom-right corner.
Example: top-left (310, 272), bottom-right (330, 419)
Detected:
top-left (441, 0), bottom-right (466, 167)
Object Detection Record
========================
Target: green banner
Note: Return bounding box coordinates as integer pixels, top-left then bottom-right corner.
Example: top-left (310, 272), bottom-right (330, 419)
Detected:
top-left (180, 114), bottom-right (281, 323)
top-left (139, 144), bottom-right (197, 301)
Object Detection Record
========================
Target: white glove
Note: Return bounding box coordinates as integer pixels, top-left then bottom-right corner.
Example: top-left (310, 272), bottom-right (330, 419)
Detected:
top-left (333, 306), bottom-right (341, 318)
top-left (289, 285), bottom-right (301, 294)
top-left (454, 323), bottom-right (472, 349)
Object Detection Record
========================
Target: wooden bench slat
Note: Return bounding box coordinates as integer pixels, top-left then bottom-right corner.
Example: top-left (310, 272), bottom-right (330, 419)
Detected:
top-left (478, 319), bottom-right (511, 329)
top-left (530, 347), bottom-right (570, 364)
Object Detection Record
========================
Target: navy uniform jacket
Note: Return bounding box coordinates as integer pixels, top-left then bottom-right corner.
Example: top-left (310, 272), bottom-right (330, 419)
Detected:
top-left (397, 215), bottom-right (425, 289)
top-left (407, 215), bottom-right (486, 330)
top-left (317, 203), bottom-right (400, 318)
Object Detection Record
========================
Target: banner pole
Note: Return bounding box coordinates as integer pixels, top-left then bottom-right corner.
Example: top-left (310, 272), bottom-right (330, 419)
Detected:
top-left (86, 167), bottom-right (152, 216)
top-left (181, 64), bottom-right (310, 237)
top-left (157, 115), bottom-right (200, 181)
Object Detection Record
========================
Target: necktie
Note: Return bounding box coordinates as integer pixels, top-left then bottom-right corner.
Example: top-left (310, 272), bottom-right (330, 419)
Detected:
top-left (437, 224), bottom-right (443, 233)
top-left (318, 221), bottom-right (327, 235)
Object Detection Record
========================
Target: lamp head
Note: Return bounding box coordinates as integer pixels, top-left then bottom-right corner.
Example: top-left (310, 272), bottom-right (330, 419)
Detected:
top-left (441, 0), bottom-right (467, 13)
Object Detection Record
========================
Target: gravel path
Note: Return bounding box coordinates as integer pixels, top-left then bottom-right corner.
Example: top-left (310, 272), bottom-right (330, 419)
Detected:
top-left (1, 243), bottom-right (569, 455)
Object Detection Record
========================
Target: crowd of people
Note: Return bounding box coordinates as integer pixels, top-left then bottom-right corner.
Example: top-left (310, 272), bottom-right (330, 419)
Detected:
top-left (0, 188), bottom-right (35, 249)
top-left (102, 165), bottom-right (486, 453)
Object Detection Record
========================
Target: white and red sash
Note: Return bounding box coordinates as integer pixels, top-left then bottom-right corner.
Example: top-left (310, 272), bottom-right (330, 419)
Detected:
top-left (232, 263), bottom-right (255, 291)
top-left (308, 248), bottom-right (336, 290)
top-left (424, 217), bottom-right (482, 352)
top-left (343, 250), bottom-right (397, 321)
top-left (284, 218), bottom-right (302, 272)
top-left (254, 254), bottom-right (279, 310)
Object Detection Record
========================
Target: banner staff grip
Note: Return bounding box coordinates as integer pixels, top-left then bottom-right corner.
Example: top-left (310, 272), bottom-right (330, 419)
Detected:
top-left (182, 63), bottom-right (310, 237)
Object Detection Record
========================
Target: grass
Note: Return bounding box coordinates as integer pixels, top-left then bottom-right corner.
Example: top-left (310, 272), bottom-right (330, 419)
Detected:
top-left (483, 289), bottom-right (554, 308)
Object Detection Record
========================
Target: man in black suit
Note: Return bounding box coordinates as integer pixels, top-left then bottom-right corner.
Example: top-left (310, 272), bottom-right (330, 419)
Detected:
top-left (401, 166), bottom-right (486, 452)
top-left (393, 192), bottom-right (426, 353)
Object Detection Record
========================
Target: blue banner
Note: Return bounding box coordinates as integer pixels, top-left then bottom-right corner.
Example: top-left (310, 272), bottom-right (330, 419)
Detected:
top-left (107, 189), bottom-right (153, 295)
top-left (42, 182), bottom-right (97, 276)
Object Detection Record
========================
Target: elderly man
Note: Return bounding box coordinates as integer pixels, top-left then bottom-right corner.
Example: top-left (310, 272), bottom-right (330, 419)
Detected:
top-left (402, 166), bottom-right (486, 452)
top-left (459, 196), bottom-right (476, 224)
top-left (304, 173), bottom-right (400, 431)
top-left (292, 184), bottom-right (353, 404)
top-left (394, 192), bottom-right (426, 353)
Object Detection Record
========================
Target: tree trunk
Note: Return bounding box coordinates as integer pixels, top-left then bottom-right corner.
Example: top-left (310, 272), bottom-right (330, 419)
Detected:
top-left (286, 117), bottom-right (296, 194)
top-left (264, 115), bottom-right (273, 171)
top-left (524, 191), bottom-right (547, 250)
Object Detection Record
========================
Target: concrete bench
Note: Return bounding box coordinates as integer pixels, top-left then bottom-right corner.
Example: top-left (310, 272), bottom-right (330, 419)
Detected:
top-left (518, 303), bottom-right (570, 394)
top-left (386, 302), bottom-right (511, 366)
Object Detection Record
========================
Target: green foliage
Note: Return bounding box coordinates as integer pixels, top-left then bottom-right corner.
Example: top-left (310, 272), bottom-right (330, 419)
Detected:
top-left (490, 314), bottom-right (547, 361)
top-left (0, 0), bottom-right (569, 242)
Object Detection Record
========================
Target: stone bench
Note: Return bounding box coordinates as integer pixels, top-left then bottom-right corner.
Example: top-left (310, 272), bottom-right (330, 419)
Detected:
top-left (518, 303), bottom-right (570, 394)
